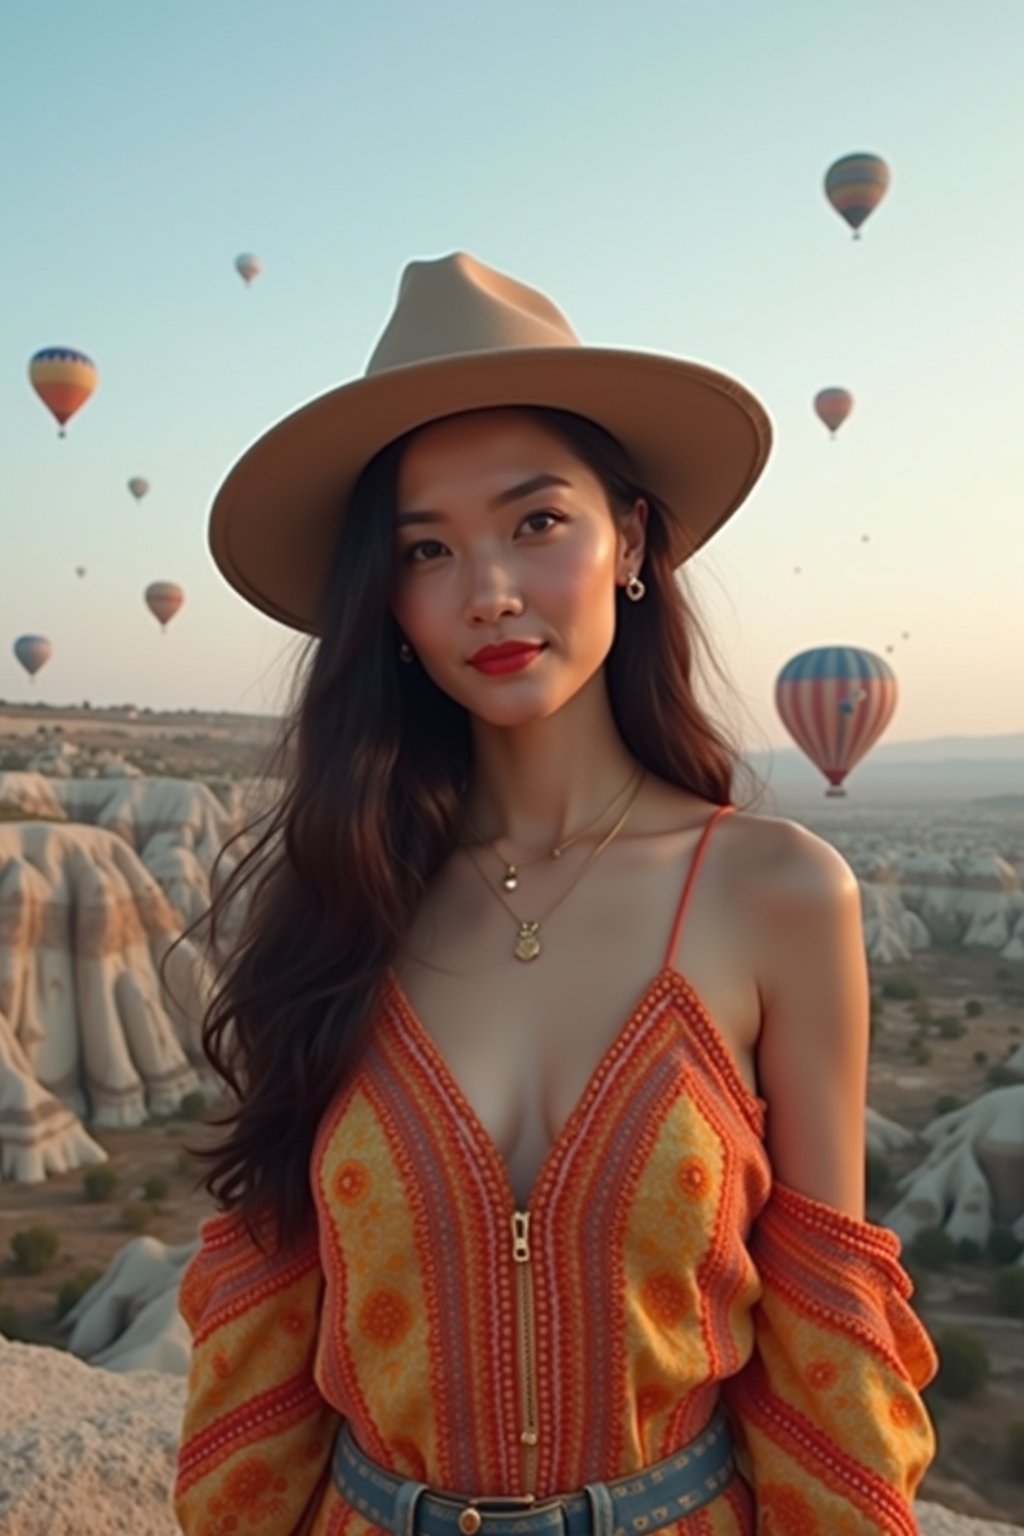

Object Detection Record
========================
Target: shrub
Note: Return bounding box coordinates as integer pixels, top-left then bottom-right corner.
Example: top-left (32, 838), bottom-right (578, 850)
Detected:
top-left (954, 1237), bottom-right (984, 1263)
top-left (881, 975), bottom-right (920, 1001)
top-left (908, 1040), bottom-right (932, 1066)
top-left (973, 1050), bottom-right (988, 1065)
top-left (9, 1225), bottom-right (60, 1274)
top-left (903, 1261), bottom-right (930, 1313)
top-left (1005, 1419), bottom-right (1024, 1484)
top-left (142, 1176), bottom-right (170, 1203)
top-left (993, 1268), bottom-right (1024, 1320)
top-left (909, 999), bottom-right (933, 1024)
top-left (965, 999), bottom-right (984, 1019)
top-left (987, 1227), bottom-right (1024, 1265)
top-left (82, 1167), bottom-right (118, 1202)
top-left (0, 1304), bottom-right (26, 1340)
top-left (934, 1326), bottom-right (990, 1399)
top-left (178, 1091), bottom-right (207, 1121)
top-left (865, 1151), bottom-right (890, 1200)
top-left (935, 1016), bottom-right (966, 1040)
top-left (55, 1267), bottom-right (105, 1319)
top-left (987, 1063), bottom-right (1020, 1088)
top-left (934, 1094), bottom-right (962, 1115)
top-left (121, 1202), bottom-right (155, 1233)
top-left (909, 1225), bottom-right (958, 1270)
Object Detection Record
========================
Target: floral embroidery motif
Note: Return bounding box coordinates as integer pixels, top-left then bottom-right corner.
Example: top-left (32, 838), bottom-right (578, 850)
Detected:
top-left (675, 1155), bottom-right (711, 1200)
top-left (212, 1456), bottom-right (290, 1526)
top-left (759, 1480), bottom-right (820, 1534)
top-left (358, 1285), bottom-right (414, 1346)
top-left (335, 1158), bottom-right (372, 1204)
top-left (805, 1358), bottom-right (840, 1390)
top-left (639, 1271), bottom-right (690, 1328)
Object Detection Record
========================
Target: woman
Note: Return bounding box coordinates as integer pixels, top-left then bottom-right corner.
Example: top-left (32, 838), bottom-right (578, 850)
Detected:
top-left (171, 253), bottom-right (937, 1536)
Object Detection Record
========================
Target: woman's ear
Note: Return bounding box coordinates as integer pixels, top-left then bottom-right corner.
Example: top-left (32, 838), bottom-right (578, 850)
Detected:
top-left (618, 497), bottom-right (648, 575)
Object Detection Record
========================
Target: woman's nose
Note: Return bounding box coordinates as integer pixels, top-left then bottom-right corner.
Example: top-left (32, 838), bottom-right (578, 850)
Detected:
top-left (463, 555), bottom-right (523, 623)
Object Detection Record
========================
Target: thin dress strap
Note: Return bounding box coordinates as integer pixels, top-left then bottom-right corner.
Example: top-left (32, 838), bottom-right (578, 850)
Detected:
top-left (661, 803), bottom-right (737, 971)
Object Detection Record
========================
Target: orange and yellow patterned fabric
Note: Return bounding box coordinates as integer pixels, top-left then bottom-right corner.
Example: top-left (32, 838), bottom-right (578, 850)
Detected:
top-left (173, 962), bottom-right (938, 1536)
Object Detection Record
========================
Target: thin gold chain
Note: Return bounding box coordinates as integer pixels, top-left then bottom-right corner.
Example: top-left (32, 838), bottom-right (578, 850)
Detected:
top-left (460, 762), bottom-right (642, 878)
top-left (459, 770), bottom-right (646, 960)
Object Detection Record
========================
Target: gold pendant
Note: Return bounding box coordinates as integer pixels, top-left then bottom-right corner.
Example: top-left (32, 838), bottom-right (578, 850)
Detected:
top-left (503, 865), bottom-right (518, 892)
top-left (515, 921), bottom-right (541, 962)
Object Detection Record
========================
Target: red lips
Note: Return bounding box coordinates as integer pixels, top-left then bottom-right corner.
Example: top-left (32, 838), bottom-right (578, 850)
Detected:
top-left (469, 642), bottom-right (545, 663)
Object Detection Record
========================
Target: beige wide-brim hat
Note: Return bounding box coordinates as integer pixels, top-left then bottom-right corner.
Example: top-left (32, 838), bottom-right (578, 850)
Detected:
top-left (208, 251), bottom-right (773, 634)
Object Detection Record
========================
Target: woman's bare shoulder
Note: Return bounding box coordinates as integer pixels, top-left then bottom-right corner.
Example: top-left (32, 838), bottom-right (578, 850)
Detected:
top-left (716, 806), bottom-right (861, 983)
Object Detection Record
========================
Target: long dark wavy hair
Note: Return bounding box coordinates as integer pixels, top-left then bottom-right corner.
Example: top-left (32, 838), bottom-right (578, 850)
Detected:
top-left (163, 405), bottom-right (767, 1259)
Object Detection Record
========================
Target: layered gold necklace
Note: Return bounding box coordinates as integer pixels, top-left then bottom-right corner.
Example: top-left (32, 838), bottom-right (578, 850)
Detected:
top-left (459, 766), bottom-right (646, 961)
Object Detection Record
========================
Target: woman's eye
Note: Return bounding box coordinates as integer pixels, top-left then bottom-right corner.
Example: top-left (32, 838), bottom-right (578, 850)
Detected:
top-left (402, 538), bottom-right (446, 565)
top-left (400, 510), bottom-right (564, 565)
top-left (521, 509), bottom-right (564, 534)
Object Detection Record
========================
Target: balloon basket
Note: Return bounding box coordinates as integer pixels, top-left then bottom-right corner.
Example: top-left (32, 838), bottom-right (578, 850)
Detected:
top-left (825, 787), bottom-right (847, 798)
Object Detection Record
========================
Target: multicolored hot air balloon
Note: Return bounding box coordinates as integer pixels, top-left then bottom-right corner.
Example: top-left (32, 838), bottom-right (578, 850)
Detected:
top-left (824, 153), bottom-right (891, 239)
top-left (145, 581), bottom-right (184, 632)
top-left (28, 347), bottom-right (98, 437)
top-left (128, 477), bottom-right (150, 500)
top-left (775, 646), bottom-right (897, 797)
top-left (14, 635), bottom-right (52, 679)
top-left (814, 388), bottom-right (854, 438)
top-left (235, 253), bottom-right (262, 286)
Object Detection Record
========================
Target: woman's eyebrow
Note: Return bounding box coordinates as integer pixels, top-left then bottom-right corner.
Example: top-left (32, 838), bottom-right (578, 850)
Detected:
top-left (395, 473), bottom-right (573, 528)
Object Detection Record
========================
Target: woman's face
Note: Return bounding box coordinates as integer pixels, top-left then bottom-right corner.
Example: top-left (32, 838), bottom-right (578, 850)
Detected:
top-left (389, 409), bottom-right (645, 726)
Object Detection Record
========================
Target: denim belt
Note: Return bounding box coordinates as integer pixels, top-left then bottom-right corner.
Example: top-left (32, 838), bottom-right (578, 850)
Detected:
top-left (332, 1404), bottom-right (736, 1536)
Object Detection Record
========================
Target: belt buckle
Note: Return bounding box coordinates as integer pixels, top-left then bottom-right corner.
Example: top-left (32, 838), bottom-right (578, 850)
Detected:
top-left (440, 1491), bottom-right (548, 1536)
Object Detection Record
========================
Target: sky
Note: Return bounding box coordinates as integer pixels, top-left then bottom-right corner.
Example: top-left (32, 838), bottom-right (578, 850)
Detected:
top-left (2, 0), bottom-right (1020, 752)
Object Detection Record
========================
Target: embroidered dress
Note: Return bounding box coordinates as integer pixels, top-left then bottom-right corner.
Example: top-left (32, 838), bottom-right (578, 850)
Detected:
top-left (173, 806), bottom-right (938, 1536)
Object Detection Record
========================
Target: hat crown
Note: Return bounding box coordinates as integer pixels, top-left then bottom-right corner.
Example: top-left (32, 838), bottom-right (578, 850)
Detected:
top-left (365, 251), bottom-right (581, 375)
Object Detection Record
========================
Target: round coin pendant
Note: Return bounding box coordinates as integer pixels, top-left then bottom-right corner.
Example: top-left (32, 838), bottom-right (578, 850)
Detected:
top-left (502, 866), bottom-right (518, 892)
top-left (515, 923), bottom-right (541, 962)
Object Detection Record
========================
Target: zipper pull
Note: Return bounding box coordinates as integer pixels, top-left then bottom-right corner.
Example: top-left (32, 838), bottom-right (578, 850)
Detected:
top-left (511, 1210), bottom-right (531, 1262)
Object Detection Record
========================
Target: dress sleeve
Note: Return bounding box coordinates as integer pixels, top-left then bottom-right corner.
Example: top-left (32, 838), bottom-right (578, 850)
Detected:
top-left (720, 1177), bottom-right (939, 1536)
top-left (172, 1205), bottom-right (343, 1536)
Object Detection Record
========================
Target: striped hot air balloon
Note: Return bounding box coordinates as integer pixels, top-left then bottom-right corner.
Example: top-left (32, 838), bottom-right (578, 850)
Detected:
top-left (145, 581), bottom-right (185, 632)
top-left (824, 153), bottom-right (891, 239)
top-left (28, 347), bottom-right (98, 436)
top-left (13, 634), bottom-right (53, 679)
top-left (813, 388), bottom-right (854, 437)
top-left (775, 646), bottom-right (897, 797)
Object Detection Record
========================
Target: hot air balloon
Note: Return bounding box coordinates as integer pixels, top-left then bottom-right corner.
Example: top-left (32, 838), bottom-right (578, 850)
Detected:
top-left (145, 581), bottom-right (184, 632)
top-left (128, 477), bottom-right (150, 500)
top-left (75, 566), bottom-right (86, 578)
top-left (14, 635), bottom-right (52, 680)
top-left (28, 347), bottom-right (98, 437)
top-left (824, 153), bottom-right (890, 239)
top-left (775, 646), bottom-right (897, 798)
top-left (901, 631), bottom-right (911, 640)
top-left (235, 253), bottom-right (262, 286)
top-left (814, 388), bottom-right (854, 438)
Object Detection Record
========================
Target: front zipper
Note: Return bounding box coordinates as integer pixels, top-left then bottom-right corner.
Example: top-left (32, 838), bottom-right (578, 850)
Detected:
top-left (511, 1210), bottom-right (540, 1493)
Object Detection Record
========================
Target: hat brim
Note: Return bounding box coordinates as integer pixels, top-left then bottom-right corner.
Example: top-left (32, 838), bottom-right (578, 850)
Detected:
top-left (208, 347), bottom-right (772, 634)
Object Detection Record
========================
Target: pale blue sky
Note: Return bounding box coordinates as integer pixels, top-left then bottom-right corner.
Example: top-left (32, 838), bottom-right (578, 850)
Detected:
top-left (3, 0), bottom-right (1019, 750)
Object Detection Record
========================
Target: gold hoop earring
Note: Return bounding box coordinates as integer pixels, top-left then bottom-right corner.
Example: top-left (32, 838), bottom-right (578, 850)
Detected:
top-left (399, 640), bottom-right (414, 663)
top-left (625, 573), bottom-right (646, 602)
